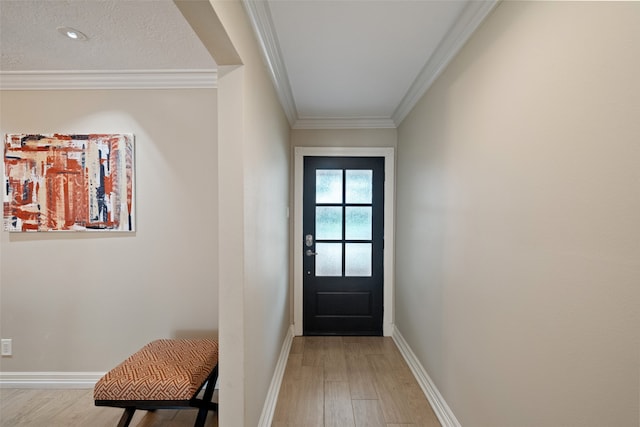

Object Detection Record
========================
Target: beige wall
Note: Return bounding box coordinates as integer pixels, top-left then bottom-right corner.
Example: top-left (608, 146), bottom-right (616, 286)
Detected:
top-left (291, 128), bottom-right (397, 148)
top-left (211, 2), bottom-right (291, 426)
top-left (396, 2), bottom-right (640, 426)
top-left (0, 89), bottom-right (218, 371)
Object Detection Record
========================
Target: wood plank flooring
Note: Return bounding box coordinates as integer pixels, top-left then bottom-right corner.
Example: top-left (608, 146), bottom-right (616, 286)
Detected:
top-left (0, 337), bottom-right (439, 427)
top-left (0, 388), bottom-right (217, 427)
top-left (272, 336), bottom-right (441, 427)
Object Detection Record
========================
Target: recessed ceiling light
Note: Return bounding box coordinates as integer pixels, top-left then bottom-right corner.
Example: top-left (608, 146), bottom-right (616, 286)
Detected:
top-left (57, 26), bottom-right (88, 41)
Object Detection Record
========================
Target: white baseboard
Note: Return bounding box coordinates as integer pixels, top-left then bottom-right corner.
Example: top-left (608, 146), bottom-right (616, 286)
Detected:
top-left (392, 328), bottom-right (462, 427)
top-left (257, 324), bottom-right (294, 427)
top-left (0, 372), bottom-right (105, 389)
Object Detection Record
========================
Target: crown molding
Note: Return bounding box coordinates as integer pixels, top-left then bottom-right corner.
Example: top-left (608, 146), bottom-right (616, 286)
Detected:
top-left (245, 0), bottom-right (498, 130)
top-left (293, 117), bottom-right (397, 130)
top-left (242, 0), bottom-right (298, 126)
top-left (392, 0), bottom-right (500, 126)
top-left (0, 70), bottom-right (217, 90)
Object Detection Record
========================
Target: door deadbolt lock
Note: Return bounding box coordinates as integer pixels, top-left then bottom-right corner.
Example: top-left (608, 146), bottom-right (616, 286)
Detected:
top-left (305, 234), bottom-right (314, 247)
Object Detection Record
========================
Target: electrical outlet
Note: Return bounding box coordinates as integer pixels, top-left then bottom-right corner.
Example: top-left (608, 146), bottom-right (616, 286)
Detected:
top-left (1, 339), bottom-right (12, 356)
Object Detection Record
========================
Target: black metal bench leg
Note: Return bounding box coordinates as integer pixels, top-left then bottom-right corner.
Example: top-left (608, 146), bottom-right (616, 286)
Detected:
top-left (194, 406), bottom-right (208, 427)
top-left (194, 366), bottom-right (218, 427)
top-left (117, 407), bottom-right (136, 427)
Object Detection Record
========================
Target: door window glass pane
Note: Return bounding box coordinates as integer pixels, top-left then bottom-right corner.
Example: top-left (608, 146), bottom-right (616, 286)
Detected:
top-left (316, 207), bottom-right (342, 240)
top-left (345, 170), bottom-right (372, 203)
top-left (345, 207), bottom-right (372, 240)
top-left (345, 243), bottom-right (371, 277)
top-left (316, 243), bottom-right (343, 277)
top-left (316, 170), bottom-right (343, 203)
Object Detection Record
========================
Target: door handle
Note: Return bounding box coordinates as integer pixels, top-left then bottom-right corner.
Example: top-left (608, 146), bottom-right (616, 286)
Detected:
top-left (305, 249), bottom-right (318, 256)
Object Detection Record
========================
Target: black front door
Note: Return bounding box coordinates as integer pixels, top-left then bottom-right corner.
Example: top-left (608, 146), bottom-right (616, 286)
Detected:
top-left (303, 156), bottom-right (384, 335)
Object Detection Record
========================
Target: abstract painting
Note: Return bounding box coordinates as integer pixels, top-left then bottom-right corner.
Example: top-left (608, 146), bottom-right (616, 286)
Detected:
top-left (3, 133), bottom-right (135, 232)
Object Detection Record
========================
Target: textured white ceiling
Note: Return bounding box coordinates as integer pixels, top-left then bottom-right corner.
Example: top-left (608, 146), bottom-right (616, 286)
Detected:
top-left (247, 0), bottom-right (498, 127)
top-left (0, 0), bottom-right (216, 71)
top-left (0, 0), bottom-right (498, 127)
top-left (268, 0), bottom-right (467, 120)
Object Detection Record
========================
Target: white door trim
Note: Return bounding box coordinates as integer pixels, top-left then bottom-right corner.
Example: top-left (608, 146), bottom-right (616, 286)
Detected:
top-left (293, 147), bottom-right (395, 336)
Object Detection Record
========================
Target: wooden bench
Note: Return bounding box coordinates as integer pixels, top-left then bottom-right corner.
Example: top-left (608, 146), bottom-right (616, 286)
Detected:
top-left (94, 339), bottom-right (219, 427)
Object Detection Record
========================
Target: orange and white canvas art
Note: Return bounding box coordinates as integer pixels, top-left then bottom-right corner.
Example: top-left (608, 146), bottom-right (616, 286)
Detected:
top-left (3, 133), bottom-right (134, 232)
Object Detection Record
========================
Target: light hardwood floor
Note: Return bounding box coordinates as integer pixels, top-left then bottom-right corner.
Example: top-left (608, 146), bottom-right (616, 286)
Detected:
top-left (0, 388), bottom-right (217, 427)
top-left (272, 336), bottom-right (441, 427)
top-left (0, 337), bottom-right (439, 427)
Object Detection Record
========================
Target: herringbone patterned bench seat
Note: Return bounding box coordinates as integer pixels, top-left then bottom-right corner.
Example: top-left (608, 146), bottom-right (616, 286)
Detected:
top-left (94, 339), bottom-right (219, 427)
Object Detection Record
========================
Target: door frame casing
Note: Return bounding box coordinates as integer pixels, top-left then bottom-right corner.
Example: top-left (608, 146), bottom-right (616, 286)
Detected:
top-left (293, 147), bottom-right (395, 336)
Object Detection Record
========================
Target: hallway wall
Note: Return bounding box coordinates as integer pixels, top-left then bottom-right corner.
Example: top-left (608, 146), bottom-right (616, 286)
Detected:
top-left (0, 89), bottom-right (219, 372)
top-left (291, 128), bottom-right (397, 149)
top-left (210, 2), bottom-right (291, 426)
top-left (395, 2), bottom-right (640, 426)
